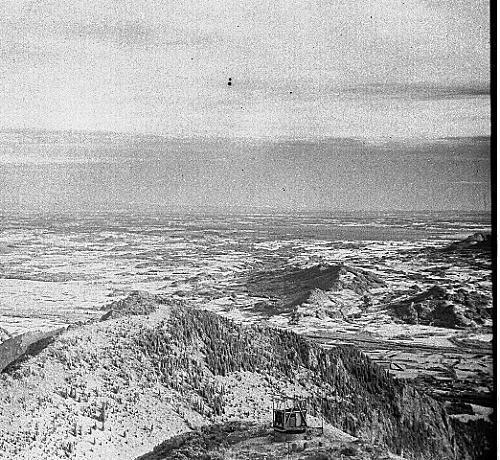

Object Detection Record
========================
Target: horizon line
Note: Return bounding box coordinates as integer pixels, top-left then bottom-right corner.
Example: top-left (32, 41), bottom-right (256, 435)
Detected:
top-left (0, 127), bottom-right (491, 143)
top-left (0, 205), bottom-right (492, 215)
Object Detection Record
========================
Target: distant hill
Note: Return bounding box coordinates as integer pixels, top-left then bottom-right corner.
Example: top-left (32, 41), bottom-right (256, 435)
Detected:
top-left (246, 263), bottom-right (384, 314)
top-left (386, 285), bottom-right (491, 329)
top-left (442, 233), bottom-right (492, 253)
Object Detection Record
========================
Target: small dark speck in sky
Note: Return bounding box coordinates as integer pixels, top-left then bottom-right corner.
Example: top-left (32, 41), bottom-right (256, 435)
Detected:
top-left (228, 77), bottom-right (232, 86)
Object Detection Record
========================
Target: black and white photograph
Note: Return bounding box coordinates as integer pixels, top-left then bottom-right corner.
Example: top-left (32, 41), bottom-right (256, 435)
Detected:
top-left (0, 1), bottom-right (492, 459)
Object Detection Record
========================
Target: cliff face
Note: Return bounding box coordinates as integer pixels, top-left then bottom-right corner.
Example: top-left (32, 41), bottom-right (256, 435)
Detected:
top-left (0, 328), bottom-right (65, 372)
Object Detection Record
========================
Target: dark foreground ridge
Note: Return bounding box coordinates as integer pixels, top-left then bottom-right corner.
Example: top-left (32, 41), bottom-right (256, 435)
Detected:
top-left (136, 421), bottom-right (398, 460)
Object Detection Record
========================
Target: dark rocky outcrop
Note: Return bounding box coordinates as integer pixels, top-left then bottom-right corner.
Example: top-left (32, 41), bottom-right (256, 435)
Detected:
top-left (442, 233), bottom-right (492, 253)
top-left (386, 285), bottom-right (491, 329)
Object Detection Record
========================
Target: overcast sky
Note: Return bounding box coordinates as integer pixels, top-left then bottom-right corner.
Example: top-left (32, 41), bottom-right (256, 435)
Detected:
top-left (0, 0), bottom-right (490, 138)
top-left (0, 1), bottom-right (491, 212)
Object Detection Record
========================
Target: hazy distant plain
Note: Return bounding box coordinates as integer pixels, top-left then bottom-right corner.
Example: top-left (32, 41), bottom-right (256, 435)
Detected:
top-left (0, 131), bottom-right (491, 212)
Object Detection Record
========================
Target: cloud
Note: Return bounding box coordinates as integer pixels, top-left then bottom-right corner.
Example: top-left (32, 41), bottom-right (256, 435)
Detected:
top-left (59, 21), bottom-right (154, 48)
top-left (56, 20), bottom-right (216, 49)
top-left (0, 0), bottom-right (491, 137)
top-left (343, 83), bottom-right (490, 100)
top-left (0, 155), bottom-right (148, 165)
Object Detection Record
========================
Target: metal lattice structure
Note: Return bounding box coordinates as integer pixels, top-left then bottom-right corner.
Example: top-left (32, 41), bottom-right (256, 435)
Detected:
top-left (272, 395), bottom-right (308, 434)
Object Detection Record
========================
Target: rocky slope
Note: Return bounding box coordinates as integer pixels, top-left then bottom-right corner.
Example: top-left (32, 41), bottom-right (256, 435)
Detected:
top-left (246, 263), bottom-right (384, 315)
top-left (442, 233), bottom-right (492, 253)
top-left (0, 328), bottom-right (66, 373)
top-left (386, 285), bottom-right (491, 329)
top-left (0, 295), bottom-right (489, 460)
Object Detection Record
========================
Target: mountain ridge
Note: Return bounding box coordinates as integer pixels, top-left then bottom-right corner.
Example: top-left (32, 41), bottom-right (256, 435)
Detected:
top-left (0, 297), bottom-right (489, 459)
